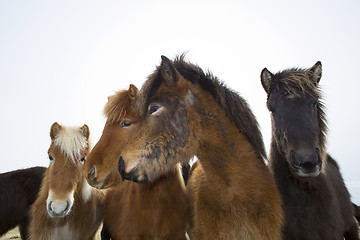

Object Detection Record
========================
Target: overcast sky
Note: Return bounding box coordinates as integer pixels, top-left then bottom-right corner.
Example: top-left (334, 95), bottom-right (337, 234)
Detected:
top-left (1, 0), bottom-right (359, 203)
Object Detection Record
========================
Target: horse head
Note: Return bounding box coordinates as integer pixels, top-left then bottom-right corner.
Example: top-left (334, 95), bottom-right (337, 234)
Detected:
top-left (84, 84), bottom-right (139, 189)
top-left (47, 122), bottom-right (90, 218)
top-left (261, 62), bottom-right (326, 177)
top-left (118, 56), bottom-right (195, 183)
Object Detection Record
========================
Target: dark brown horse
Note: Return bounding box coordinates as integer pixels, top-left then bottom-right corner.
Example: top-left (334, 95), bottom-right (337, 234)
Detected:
top-left (0, 167), bottom-right (45, 239)
top-left (83, 85), bottom-right (189, 240)
top-left (261, 62), bottom-right (359, 239)
top-left (29, 123), bottom-right (104, 240)
top-left (118, 56), bottom-right (283, 239)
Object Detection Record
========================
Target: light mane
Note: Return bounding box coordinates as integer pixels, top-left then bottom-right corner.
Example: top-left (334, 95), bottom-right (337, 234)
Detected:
top-left (104, 90), bottom-right (132, 124)
top-left (53, 126), bottom-right (88, 163)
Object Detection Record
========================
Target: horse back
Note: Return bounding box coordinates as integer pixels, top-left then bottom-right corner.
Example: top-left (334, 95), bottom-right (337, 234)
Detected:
top-left (0, 167), bottom-right (45, 237)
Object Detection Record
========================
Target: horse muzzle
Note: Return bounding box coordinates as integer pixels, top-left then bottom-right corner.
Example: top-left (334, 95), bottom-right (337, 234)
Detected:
top-left (86, 165), bottom-right (112, 189)
top-left (290, 149), bottom-right (322, 177)
top-left (47, 200), bottom-right (71, 218)
top-left (46, 191), bottom-right (74, 218)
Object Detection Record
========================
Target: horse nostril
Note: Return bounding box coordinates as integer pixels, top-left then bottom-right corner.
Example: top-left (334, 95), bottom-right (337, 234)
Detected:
top-left (89, 165), bottom-right (96, 181)
top-left (118, 156), bottom-right (126, 179)
top-left (63, 200), bottom-right (70, 213)
top-left (48, 201), bottom-right (53, 212)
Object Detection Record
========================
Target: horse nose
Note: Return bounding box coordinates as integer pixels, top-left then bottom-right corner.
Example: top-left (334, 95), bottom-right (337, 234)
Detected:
top-left (290, 149), bottom-right (322, 177)
top-left (48, 200), bottom-right (70, 218)
top-left (88, 165), bottom-right (96, 181)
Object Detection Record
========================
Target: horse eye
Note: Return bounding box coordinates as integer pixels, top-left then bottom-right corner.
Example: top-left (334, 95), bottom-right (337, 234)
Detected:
top-left (285, 93), bottom-right (296, 99)
top-left (120, 120), bottom-right (132, 128)
top-left (149, 105), bottom-right (160, 115)
top-left (80, 156), bottom-right (85, 164)
top-left (49, 155), bottom-right (54, 162)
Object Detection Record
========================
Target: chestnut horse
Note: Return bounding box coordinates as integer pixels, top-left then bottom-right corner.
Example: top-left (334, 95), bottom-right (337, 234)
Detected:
top-left (0, 166), bottom-right (45, 239)
top-left (261, 62), bottom-right (359, 239)
top-left (29, 122), bottom-right (103, 240)
top-left (118, 56), bottom-right (283, 239)
top-left (83, 84), bottom-right (189, 240)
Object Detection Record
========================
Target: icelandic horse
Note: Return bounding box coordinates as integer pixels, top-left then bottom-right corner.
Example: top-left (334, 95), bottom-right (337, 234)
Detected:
top-left (118, 56), bottom-right (284, 239)
top-left (29, 122), bottom-right (103, 240)
top-left (261, 62), bottom-right (359, 239)
top-left (0, 166), bottom-right (45, 239)
top-left (83, 84), bottom-right (189, 240)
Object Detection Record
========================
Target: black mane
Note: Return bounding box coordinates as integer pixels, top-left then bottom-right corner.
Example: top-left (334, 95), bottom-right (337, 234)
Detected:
top-left (139, 56), bottom-right (266, 160)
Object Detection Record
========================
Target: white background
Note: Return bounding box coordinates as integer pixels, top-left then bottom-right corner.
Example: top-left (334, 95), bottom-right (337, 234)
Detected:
top-left (1, 0), bottom-right (359, 203)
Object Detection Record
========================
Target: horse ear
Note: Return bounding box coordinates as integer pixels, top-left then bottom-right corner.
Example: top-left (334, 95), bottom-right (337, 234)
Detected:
top-left (128, 84), bottom-right (138, 101)
top-left (261, 68), bottom-right (273, 94)
top-left (50, 122), bottom-right (62, 140)
top-left (310, 61), bottom-right (322, 85)
top-left (160, 55), bottom-right (177, 85)
top-left (80, 124), bottom-right (90, 140)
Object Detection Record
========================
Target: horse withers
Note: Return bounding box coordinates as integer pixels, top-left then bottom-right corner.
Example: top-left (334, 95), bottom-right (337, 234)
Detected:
top-left (0, 166), bottom-right (45, 239)
top-left (261, 62), bottom-right (359, 239)
top-left (118, 56), bottom-right (283, 239)
top-left (29, 122), bottom-right (103, 240)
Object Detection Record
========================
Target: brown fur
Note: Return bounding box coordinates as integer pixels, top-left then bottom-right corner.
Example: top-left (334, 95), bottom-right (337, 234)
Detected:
top-left (119, 56), bottom-right (283, 239)
top-left (29, 123), bottom-right (103, 240)
top-left (83, 85), bottom-right (189, 239)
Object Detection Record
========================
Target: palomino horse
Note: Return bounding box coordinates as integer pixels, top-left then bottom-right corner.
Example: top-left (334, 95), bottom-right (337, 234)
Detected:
top-left (261, 62), bottom-right (359, 239)
top-left (0, 166), bottom-right (45, 239)
top-left (83, 84), bottom-right (189, 240)
top-left (29, 123), bottom-right (103, 240)
top-left (118, 56), bottom-right (283, 239)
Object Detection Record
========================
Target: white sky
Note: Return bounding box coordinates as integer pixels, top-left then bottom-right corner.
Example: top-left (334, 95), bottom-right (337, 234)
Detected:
top-left (1, 0), bottom-right (359, 202)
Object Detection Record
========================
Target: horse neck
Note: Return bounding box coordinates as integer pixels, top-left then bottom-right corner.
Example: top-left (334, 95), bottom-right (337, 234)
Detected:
top-left (190, 95), bottom-right (264, 185)
top-left (140, 166), bottom-right (185, 192)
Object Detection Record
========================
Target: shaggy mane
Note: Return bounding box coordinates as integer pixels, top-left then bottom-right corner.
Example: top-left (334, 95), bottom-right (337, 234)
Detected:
top-left (273, 68), bottom-right (321, 98)
top-left (53, 126), bottom-right (88, 163)
top-left (104, 90), bottom-right (132, 124)
top-left (137, 55), bottom-right (266, 160)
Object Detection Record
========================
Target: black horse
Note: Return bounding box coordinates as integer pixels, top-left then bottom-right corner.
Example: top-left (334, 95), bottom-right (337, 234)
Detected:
top-left (0, 167), bottom-right (45, 239)
top-left (261, 62), bottom-right (359, 239)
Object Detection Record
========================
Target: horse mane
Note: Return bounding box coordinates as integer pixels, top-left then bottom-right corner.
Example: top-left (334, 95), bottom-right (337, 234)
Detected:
top-left (272, 68), bottom-right (321, 98)
top-left (272, 68), bottom-right (328, 158)
top-left (104, 90), bottom-right (132, 124)
top-left (138, 55), bottom-right (266, 160)
top-left (53, 126), bottom-right (89, 163)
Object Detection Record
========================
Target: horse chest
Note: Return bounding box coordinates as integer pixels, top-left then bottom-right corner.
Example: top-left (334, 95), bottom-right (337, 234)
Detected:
top-left (282, 182), bottom-right (343, 240)
top-left (48, 224), bottom-right (80, 240)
